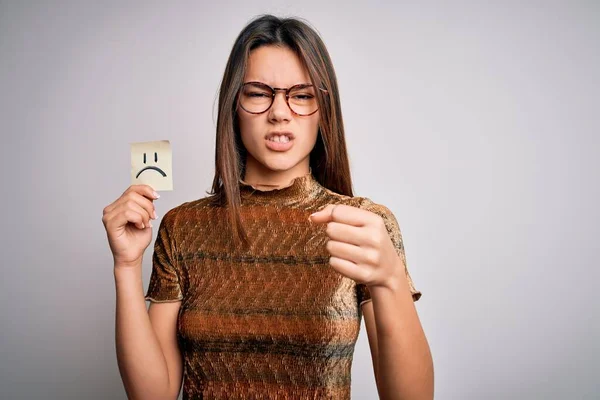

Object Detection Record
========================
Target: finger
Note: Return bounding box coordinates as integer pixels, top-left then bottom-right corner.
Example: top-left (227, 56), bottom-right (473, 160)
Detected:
top-left (105, 185), bottom-right (158, 215)
top-left (113, 190), bottom-right (156, 222)
top-left (130, 184), bottom-right (160, 201)
top-left (117, 200), bottom-right (153, 229)
top-left (328, 256), bottom-right (367, 282)
top-left (326, 239), bottom-right (366, 265)
top-left (309, 204), bottom-right (367, 227)
top-left (127, 190), bottom-right (157, 221)
top-left (325, 221), bottom-right (367, 247)
top-left (104, 207), bottom-right (146, 230)
top-left (308, 204), bottom-right (335, 223)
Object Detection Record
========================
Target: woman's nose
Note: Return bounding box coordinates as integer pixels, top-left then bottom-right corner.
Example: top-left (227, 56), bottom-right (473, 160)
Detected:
top-left (269, 91), bottom-right (292, 119)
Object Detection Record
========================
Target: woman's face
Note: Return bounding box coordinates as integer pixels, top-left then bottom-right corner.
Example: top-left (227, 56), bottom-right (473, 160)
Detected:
top-left (237, 45), bottom-right (320, 179)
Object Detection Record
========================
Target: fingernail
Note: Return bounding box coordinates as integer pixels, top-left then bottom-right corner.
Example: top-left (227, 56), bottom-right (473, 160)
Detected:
top-left (153, 191), bottom-right (160, 199)
top-left (141, 223), bottom-right (145, 229)
top-left (153, 210), bottom-right (157, 219)
top-left (148, 221), bottom-right (153, 228)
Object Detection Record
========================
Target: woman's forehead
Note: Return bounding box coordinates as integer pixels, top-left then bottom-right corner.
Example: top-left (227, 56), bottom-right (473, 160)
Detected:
top-left (245, 46), bottom-right (311, 86)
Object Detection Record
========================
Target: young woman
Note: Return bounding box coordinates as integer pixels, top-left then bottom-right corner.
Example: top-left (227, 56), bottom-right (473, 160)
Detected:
top-left (103, 14), bottom-right (433, 399)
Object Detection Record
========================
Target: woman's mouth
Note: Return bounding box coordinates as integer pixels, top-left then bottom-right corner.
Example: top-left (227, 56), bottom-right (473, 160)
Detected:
top-left (265, 135), bottom-right (294, 151)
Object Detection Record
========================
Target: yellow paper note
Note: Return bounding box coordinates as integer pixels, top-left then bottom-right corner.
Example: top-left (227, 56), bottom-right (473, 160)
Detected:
top-left (130, 140), bottom-right (173, 191)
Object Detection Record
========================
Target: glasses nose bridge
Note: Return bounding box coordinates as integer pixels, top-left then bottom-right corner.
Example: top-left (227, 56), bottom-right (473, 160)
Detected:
top-left (270, 87), bottom-right (291, 112)
top-left (271, 87), bottom-right (290, 98)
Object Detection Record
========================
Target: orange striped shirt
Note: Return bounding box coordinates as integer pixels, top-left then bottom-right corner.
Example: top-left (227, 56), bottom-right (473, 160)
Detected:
top-left (145, 171), bottom-right (421, 399)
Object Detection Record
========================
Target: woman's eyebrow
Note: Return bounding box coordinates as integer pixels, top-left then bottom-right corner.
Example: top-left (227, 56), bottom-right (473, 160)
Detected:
top-left (246, 79), bottom-right (313, 87)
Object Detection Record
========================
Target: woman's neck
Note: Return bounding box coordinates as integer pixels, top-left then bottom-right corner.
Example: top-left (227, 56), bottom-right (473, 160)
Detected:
top-left (241, 160), bottom-right (311, 191)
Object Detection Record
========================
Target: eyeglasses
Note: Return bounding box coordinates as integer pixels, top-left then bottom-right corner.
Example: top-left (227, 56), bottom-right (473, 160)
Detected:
top-left (238, 81), bottom-right (329, 116)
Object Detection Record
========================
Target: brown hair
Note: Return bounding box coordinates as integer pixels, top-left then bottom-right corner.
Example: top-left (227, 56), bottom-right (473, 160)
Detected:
top-left (207, 14), bottom-right (353, 248)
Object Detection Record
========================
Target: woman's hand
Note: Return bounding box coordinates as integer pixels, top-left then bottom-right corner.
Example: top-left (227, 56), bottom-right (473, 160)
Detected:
top-left (309, 204), bottom-right (403, 289)
top-left (102, 185), bottom-right (159, 268)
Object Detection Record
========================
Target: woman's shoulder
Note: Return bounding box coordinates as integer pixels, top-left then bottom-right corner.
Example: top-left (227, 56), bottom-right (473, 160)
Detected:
top-left (321, 187), bottom-right (396, 219)
top-left (355, 196), bottom-right (396, 220)
top-left (319, 186), bottom-right (366, 207)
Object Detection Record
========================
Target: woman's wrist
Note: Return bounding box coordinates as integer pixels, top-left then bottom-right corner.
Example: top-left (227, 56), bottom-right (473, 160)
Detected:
top-left (113, 261), bottom-right (143, 278)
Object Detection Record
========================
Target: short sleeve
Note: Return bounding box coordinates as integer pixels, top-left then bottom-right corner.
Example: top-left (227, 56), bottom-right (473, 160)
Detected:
top-left (357, 198), bottom-right (422, 305)
top-left (144, 208), bottom-right (184, 303)
top-left (356, 283), bottom-right (372, 307)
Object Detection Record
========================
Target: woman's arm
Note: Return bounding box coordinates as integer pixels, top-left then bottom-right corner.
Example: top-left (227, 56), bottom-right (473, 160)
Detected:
top-left (114, 265), bottom-right (183, 400)
top-left (309, 202), bottom-right (434, 398)
top-left (362, 271), bottom-right (434, 400)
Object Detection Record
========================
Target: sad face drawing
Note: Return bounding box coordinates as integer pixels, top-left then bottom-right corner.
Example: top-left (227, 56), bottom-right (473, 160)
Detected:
top-left (137, 151), bottom-right (167, 178)
top-left (130, 140), bottom-right (173, 191)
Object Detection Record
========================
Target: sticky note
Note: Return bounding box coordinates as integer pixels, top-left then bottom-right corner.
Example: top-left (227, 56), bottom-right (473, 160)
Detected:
top-left (130, 140), bottom-right (173, 191)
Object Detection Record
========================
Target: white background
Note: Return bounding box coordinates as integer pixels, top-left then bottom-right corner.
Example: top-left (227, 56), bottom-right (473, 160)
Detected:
top-left (1, 1), bottom-right (598, 398)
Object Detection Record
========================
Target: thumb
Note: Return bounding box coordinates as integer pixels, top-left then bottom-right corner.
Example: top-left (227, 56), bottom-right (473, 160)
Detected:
top-left (308, 204), bottom-right (335, 223)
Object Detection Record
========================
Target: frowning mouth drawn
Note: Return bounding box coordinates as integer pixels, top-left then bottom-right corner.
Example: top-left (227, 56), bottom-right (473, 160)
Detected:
top-left (135, 151), bottom-right (167, 178)
top-left (136, 166), bottom-right (167, 178)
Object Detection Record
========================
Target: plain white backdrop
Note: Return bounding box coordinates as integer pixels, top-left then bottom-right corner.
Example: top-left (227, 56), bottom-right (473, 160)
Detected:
top-left (1, 1), bottom-right (598, 399)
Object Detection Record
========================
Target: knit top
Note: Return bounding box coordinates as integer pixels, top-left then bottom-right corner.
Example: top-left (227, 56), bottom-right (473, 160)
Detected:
top-left (144, 170), bottom-right (421, 399)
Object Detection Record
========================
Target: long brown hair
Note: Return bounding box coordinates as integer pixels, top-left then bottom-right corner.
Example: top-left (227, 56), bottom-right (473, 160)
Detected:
top-left (207, 14), bottom-right (353, 248)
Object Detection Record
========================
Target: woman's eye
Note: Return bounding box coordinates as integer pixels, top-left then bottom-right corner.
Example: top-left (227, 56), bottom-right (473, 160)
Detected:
top-left (247, 92), bottom-right (269, 98)
top-left (293, 94), bottom-right (313, 100)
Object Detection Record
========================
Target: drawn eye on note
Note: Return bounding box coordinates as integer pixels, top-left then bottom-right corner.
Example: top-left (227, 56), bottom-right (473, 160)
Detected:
top-left (130, 140), bottom-right (173, 191)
